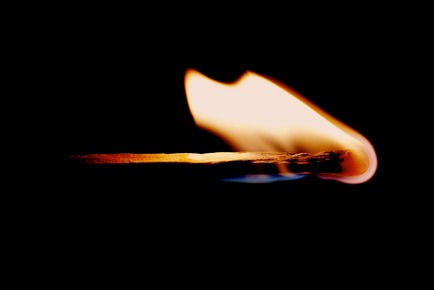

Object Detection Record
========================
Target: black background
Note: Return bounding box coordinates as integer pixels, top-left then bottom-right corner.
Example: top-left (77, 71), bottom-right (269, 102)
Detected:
top-left (42, 15), bottom-right (397, 203)
top-left (20, 9), bottom-right (430, 278)
top-left (37, 12), bottom-right (405, 241)
top-left (49, 53), bottom-right (404, 262)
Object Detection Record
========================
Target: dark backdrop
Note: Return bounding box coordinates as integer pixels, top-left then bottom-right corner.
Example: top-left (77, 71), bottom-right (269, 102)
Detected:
top-left (26, 10), bottom-right (424, 277)
top-left (48, 54), bottom-right (398, 253)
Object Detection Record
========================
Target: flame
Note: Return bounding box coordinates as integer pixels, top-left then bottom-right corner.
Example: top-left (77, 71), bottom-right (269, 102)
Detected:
top-left (184, 68), bottom-right (377, 184)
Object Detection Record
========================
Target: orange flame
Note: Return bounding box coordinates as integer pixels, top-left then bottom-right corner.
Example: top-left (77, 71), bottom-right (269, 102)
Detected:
top-left (184, 68), bottom-right (377, 184)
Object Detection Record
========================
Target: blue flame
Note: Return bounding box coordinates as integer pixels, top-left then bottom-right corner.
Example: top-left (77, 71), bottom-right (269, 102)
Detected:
top-left (222, 173), bottom-right (308, 184)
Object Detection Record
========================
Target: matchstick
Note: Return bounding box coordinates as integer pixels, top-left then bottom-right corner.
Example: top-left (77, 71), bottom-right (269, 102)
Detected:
top-left (71, 150), bottom-right (368, 176)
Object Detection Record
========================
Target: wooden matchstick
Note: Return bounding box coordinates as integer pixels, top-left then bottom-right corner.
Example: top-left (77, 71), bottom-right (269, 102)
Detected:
top-left (70, 150), bottom-right (368, 176)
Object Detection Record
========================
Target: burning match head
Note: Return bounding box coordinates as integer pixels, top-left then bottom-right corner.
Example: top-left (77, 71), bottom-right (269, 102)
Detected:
top-left (65, 65), bottom-right (379, 187)
top-left (340, 150), bottom-right (370, 177)
top-left (314, 148), bottom-right (375, 184)
top-left (184, 68), bottom-right (378, 184)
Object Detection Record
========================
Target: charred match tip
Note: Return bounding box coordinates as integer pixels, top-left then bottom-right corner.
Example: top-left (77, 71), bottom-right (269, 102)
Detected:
top-left (339, 149), bottom-right (370, 176)
top-left (70, 149), bottom-right (369, 177)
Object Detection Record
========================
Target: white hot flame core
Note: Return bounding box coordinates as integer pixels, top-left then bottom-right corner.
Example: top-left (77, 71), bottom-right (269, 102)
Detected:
top-left (185, 68), bottom-right (377, 184)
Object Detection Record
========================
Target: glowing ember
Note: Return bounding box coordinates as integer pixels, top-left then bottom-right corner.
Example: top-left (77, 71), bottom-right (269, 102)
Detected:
top-left (184, 68), bottom-right (377, 184)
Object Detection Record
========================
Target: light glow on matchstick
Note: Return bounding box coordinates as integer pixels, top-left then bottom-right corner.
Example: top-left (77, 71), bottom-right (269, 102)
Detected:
top-left (184, 68), bottom-right (377, 184)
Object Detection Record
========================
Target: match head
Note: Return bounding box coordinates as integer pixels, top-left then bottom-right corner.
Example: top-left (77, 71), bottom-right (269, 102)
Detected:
top-left (339, 149), bottom-right (370, 176)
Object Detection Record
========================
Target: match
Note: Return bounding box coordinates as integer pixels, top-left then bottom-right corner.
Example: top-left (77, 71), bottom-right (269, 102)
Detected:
top-left (70, 150), bottom-right (369, 176)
